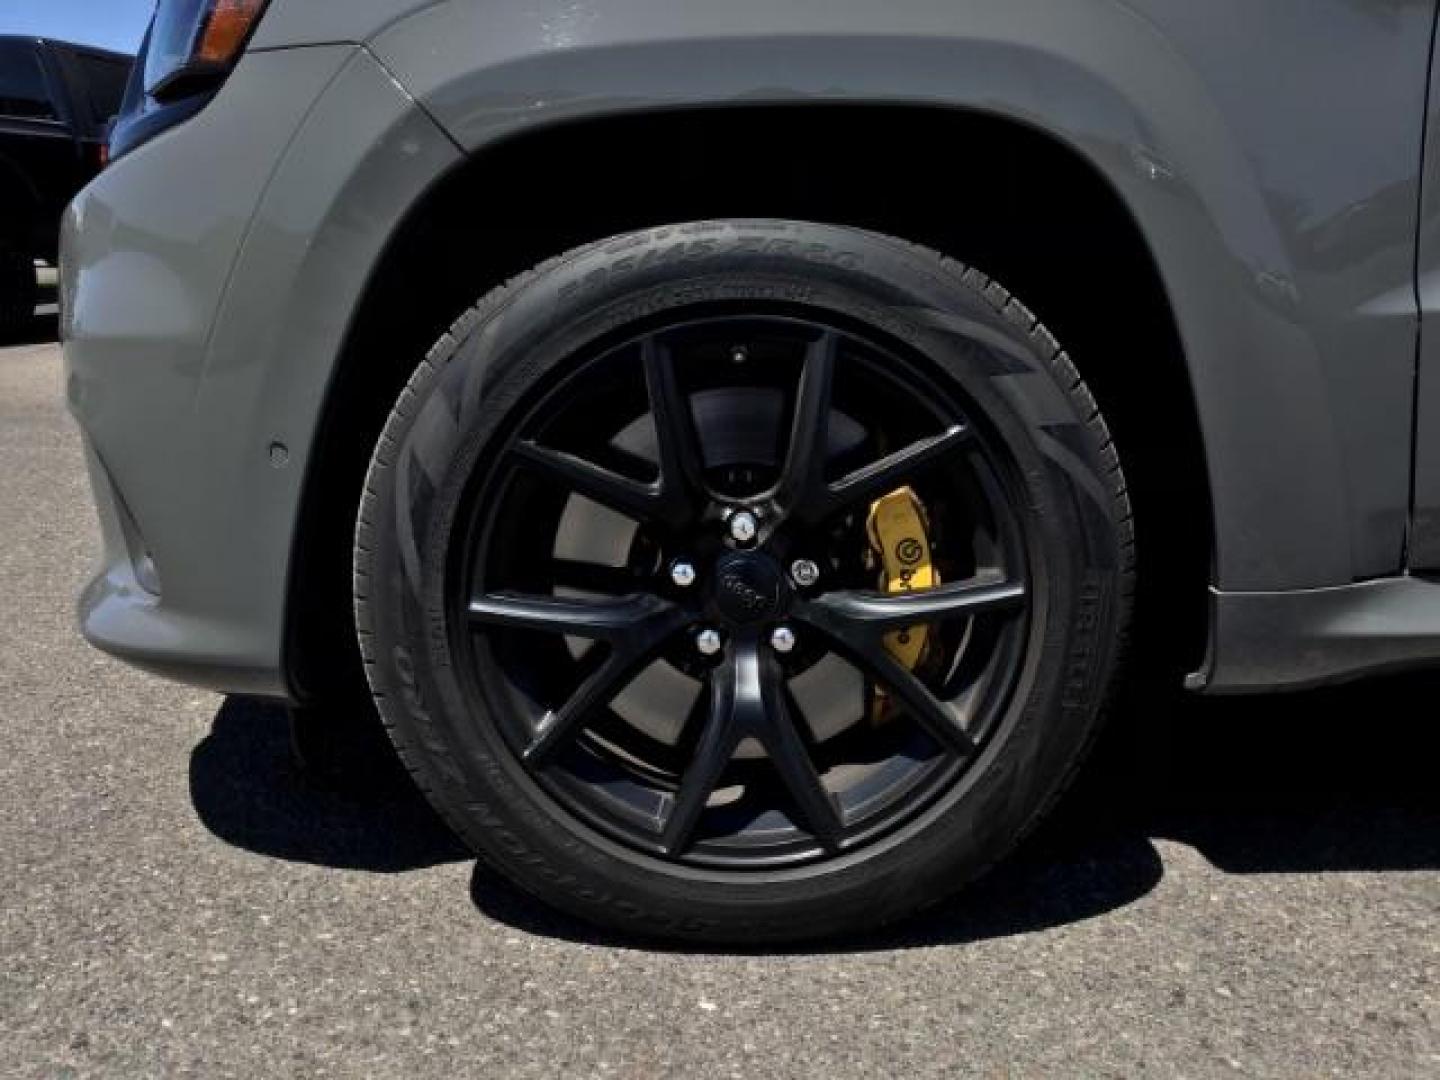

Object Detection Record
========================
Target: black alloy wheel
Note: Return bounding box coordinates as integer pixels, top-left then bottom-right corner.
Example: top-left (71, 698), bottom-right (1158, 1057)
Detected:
top-left (357, 221), bottom-right (1133, 943)
top-left (461, 315), bottom-right (1029, 867)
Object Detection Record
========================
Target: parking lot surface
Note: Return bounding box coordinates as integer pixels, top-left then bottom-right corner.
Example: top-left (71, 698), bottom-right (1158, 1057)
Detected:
top-left (2, 334), bottom-right (1437, 1077)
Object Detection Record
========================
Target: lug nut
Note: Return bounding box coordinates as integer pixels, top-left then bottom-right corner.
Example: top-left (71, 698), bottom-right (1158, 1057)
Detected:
top-left (670, 560), bottom-right (697, 588)
top-left (770, 626), bottom-right (797, 654)
top-left (790, 559), bottom-right (820, 588)
top-left (728, 510), bottom-right (759, 545)
top-left (696, 628), bottom-right (723, 656)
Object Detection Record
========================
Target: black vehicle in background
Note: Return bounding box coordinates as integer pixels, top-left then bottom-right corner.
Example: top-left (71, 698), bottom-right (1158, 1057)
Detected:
top-left (0, 36), bottom-right (131, 332)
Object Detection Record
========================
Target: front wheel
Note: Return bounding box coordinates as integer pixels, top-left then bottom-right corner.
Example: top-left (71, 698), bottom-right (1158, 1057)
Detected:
top-left (356, 221), bottom-right (1133, 943)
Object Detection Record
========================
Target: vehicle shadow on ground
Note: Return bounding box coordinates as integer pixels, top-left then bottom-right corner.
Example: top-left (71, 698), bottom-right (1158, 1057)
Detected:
top-left (190, 673), bottom-right (1440, 951)
top-left (189, 697), bottom-right (468, 873)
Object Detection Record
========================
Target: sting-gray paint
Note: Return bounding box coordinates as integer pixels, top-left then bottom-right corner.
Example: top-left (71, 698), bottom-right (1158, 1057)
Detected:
top-left (65, 45), bottom-right (460, 694)
top-left (62, 0), bottom-right (1440, 696)
top-left (366, 0), bottom-right (1434, 592)
top-left (1409, 6), bottom-right (1440, 569)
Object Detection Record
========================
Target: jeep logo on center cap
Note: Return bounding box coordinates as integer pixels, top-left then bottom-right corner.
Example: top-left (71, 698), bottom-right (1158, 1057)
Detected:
top-left (712, 552), bottom-right (786, 625)
top-left (721, 573), bottom-right (770, 611)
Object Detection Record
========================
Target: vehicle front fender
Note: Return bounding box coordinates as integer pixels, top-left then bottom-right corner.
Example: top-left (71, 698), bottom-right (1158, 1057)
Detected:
top-left (370, 0), bottom-right (1433, 593)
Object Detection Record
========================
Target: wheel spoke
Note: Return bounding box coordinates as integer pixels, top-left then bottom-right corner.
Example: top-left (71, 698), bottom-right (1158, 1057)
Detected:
top-left (468, 591), bottom-right (684, 643)
top-left (514, 440), bottom-right (664, 523)
top-left (642, 338), bottom-right (707, 507)
top-left (525, 650), bottom-right (649, 764)
top-left (661, 638), bottom-right (843, 856)
top-left (791, 581), bottom-right (1011, 755)
top-left (800, 573), bottom-right (1026, 634)
top-left (859, 647), bottom-right (978, 755)
top-left (827, 425), bottom-right (973, 510)
top-left (760, 678), bottom-right (843, 850)
top-left (774, 332), bottom-right (837, 516)
top-left (660, 651), bottom-right (751, 856)
top-left (469, 591), bottom-right (690, 763)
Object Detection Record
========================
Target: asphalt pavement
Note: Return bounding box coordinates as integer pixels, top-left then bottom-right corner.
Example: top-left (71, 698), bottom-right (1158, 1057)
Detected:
top-left (2, 327), bottom-right (1437, 1077)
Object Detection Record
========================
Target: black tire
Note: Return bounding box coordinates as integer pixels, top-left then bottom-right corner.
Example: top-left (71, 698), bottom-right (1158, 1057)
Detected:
top-left (0, 247), bottom-right (37, 336)
top-left (356, 220), bottom-right (1133, 944)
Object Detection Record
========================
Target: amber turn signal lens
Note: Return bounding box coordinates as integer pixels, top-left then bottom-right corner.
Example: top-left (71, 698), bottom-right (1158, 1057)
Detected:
top-left (197, 0), bottom-right (268, 65)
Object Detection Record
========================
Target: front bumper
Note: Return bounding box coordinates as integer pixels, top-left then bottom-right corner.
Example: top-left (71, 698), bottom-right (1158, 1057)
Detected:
top-left (63, 43), bottom-right (459, 697)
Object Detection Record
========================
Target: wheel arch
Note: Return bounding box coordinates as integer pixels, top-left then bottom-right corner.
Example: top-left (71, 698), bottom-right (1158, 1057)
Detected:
top-left (283, 101), bottom-right (1213, 702)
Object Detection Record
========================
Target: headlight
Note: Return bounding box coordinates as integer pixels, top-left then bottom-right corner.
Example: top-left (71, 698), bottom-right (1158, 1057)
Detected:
top-left (146, 0), bottom-right (271, 102)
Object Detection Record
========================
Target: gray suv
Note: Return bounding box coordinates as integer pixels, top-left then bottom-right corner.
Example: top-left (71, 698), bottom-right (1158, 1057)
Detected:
top-left (62, 0), bottom-right (1440, 942)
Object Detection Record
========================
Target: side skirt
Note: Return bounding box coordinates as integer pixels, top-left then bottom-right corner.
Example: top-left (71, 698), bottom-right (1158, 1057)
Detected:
top-left (1189, 576), bottom-right (1440, 693)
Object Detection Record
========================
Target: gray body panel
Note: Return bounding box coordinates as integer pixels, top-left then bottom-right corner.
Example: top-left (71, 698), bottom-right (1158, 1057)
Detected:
top-left (1409, 19), bottom-right (1440, 570)
top-left (65, 44), bottom-right (459, 695)
top-left (371, 0), bottom-right (1432, 592)
top-left (61, 0), bottom-right (1440, 696)
top-left (248, 0), bottom-right (440, 50)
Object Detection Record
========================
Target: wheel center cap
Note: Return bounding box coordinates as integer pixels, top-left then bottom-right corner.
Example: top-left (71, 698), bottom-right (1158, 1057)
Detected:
top-left (712, 552), bottom-right (788, 626)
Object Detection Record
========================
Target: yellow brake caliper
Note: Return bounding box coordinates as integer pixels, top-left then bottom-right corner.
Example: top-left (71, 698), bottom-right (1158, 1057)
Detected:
top-left (865, 486), bottom-right (937, 721)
